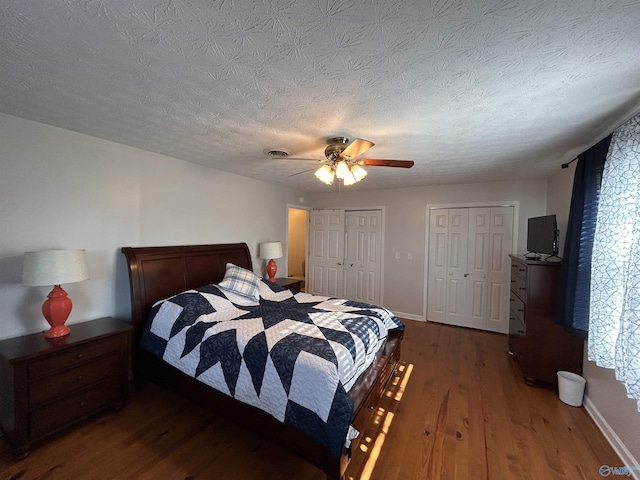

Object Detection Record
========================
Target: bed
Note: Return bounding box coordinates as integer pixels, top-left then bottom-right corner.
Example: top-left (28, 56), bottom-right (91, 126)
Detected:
top-left (121, 243), bottom-right (403, 480)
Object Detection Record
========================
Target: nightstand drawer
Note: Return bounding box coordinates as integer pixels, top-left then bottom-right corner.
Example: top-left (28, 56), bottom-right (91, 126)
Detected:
top-left (28, 336), bottom-right (121, 379)
top-left (274, 277), bottom-right (303, 292)
top-left (30, 378), bottom-right (121, 439)
top-left (29, 354), bottom-right (121, 408)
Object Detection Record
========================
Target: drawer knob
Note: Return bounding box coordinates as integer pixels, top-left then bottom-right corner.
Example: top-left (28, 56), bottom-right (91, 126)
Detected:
top-left (368, 405), bottom-right (374, 410)
top-left (78, 401), bottom-right (86, 408)
top-left (76, 353), bottom-right (84, 359)
top-left (76, 375), bottom-right (84, 381)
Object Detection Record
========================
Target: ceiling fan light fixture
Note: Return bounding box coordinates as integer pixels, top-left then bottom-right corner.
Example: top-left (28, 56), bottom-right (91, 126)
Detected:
top-left (350, 164), bottom-right (367, 182)
top-left (315, 165), bottom-right (334, 184)
top-left (285, 135), bottom-right (412, 186)
top-left (335, 160), bottom-right (350, 179)
top-left (343, 172), bottom-right (357, 186)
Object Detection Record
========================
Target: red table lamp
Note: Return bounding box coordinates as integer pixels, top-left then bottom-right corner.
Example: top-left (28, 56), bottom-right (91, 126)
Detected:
top-left (259, 241), bottom-right (283, 282)
top-left (22, 249), bottom-right (89, 338)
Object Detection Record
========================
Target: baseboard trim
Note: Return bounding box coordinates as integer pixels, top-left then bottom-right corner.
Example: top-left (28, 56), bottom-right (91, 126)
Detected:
top-left (583, 395), bottom-right (640, 479)
top-left (391, 311), bottom-right (424, 322)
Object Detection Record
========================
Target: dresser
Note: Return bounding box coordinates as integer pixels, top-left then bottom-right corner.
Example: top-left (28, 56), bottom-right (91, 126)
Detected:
top-left (508, 255), bottom-right (583, 385)
top-left (0, 317), bottom-right (132, 457)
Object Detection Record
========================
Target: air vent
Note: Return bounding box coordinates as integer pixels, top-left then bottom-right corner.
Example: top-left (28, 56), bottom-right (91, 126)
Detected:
top-left (266, 149), bottom-right (290, 158)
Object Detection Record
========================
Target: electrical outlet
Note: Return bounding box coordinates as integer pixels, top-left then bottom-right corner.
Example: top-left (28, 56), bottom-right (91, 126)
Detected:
top-left (395, 252), bottom-right (400, 259)
top-left (408, 253), bottom-right (413, 260)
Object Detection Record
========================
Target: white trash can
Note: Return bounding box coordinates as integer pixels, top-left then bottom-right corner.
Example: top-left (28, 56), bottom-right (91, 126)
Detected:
top-left (557, 371), bottom-right (586, 407)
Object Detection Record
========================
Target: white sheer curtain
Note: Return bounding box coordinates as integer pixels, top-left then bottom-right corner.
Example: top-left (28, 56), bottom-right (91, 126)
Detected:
top-left (589, 112), bottom-right (640, 411)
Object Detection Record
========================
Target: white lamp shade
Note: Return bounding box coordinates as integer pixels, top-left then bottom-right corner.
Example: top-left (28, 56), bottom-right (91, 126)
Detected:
top-left (351, 164), bottom-right (368, 181)
top-left (343, 172), bottom-right (356, 186)
top-left (259, 242), bottom-right (283, 259)
top-left (334, 161), bottom-right (350, 179)
top-left (314, 165), bottom-right (335, 184)
top-left (22, 249), bottom-right (89, 286)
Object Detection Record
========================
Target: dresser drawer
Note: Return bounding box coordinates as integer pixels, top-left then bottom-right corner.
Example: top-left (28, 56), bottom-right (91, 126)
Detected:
top-left (29, 378), bottom-right (121, 439)
top-left (29, 354), bottom-right (121, 408)
top-left (28, 336), bottom-right (121, 380)
top-left (510, 310), bottom-right (526, 336)
top-left (510, 292), bottom-right (525, 324)
top-left (511, 261), bottom-right (526, 279)
top-left (510, 273), bottom-right (526, 300)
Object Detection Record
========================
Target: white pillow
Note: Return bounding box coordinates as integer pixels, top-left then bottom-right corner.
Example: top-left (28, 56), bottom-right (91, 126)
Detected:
top-left (217, 263), bottom-right (261, 301)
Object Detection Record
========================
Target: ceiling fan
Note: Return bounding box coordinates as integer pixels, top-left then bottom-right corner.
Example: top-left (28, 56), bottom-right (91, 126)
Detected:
top-left (269, 137), bottom-right (414, 185)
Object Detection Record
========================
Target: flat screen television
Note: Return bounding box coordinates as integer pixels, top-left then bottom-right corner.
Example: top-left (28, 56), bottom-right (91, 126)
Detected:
top-left (526, 215), bottom-right (559, 258)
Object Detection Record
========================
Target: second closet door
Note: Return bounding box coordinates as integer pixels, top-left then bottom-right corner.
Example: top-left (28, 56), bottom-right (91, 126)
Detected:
top-left (427, 207), bottom-right (513, 333)
top-left (344, 210), bottom-right (383, 305)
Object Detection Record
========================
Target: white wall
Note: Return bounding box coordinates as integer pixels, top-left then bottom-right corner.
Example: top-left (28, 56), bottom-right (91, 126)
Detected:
top-left (0, 113), bottom-right (302, 340)
top-left (546, 161), bottom-right (640, 467)
top-left (307, 179), bottom-right (548, 318)
top-left (546, 162), bottom-right (575, 255)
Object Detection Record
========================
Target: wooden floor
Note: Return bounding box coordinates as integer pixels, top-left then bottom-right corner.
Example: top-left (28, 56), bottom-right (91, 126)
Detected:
top-left (1, 320), bottom-right (620, 480)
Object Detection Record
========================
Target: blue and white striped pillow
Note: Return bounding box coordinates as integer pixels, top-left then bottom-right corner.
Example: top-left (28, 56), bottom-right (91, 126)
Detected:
top-left (218, 263), bottom-right (261, 301)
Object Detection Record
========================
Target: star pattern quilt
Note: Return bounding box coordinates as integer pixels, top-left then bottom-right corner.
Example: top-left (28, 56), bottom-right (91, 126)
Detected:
top-left (139, 279), bottom-right (404, 459)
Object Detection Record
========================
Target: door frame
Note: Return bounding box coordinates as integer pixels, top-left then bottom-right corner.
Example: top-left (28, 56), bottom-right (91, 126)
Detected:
top-left (423, 201), bottom-right (520, 323)
top-left (307, 206), bottom-right (386, 305)
top-left (286, 203), bottom-right (311, 284)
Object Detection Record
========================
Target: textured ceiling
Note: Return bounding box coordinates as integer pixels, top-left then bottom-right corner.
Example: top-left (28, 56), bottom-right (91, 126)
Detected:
top-left (1, 0), bottom-right (640, 192)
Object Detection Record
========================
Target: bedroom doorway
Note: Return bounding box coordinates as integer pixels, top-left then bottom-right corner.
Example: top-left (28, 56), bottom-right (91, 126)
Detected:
top-left (287, 207), bottom-right (308, 291)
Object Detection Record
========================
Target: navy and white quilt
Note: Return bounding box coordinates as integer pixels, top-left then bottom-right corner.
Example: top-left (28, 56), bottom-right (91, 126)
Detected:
top-left (139, 280), bottom-right (404, 459)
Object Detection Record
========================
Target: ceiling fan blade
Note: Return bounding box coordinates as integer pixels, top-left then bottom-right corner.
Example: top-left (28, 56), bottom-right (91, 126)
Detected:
top-left (358, 159), bottom-right (414, 168)
top-left (278, 157), bottom-right (325, 162)
top-left (341, 138), bottom-right (374, 159)
top-left (288, 167), bottom-right (318, 177)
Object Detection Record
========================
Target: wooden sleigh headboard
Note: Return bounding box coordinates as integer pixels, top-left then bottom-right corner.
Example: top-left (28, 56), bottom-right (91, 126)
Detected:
top-left (120, 243), bottom-right (252, 343)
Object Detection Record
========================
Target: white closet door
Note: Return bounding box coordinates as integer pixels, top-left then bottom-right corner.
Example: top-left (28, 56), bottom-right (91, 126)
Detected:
top-left (485, 207), bottom-right (513, 333)
top-left (427, 210), bottom-right (449, 323)
top-left (465, 207), bottom-right (491, 329)
top-left (445, 209), bottom-right (470, 326)
top-left (427, 209), bottom-right (469, 324)
top-left (427, 206), bottom-right (513, 332)
top-left (344, 210), bottom-right (382, 304)
top-left (307, 210), bottom-right (345, 297)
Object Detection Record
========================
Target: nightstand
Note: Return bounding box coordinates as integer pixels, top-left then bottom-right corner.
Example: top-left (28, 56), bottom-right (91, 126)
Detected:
top-left (0, 317), bottom-right (132, 458)
top-left (275, 277), bottom-right (303, 292)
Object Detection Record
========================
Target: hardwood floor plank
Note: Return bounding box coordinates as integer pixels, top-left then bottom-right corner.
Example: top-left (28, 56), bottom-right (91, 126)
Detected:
top-left (0, 320), bottom-right (621, 480)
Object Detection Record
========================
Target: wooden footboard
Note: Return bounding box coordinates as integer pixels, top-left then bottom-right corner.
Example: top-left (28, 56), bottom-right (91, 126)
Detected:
top-left (138, 329), bottom-right (402, 479)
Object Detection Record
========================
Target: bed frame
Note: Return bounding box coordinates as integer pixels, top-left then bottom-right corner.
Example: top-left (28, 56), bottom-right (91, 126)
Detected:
top-left (121, 243), bottom-right (403, 480)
